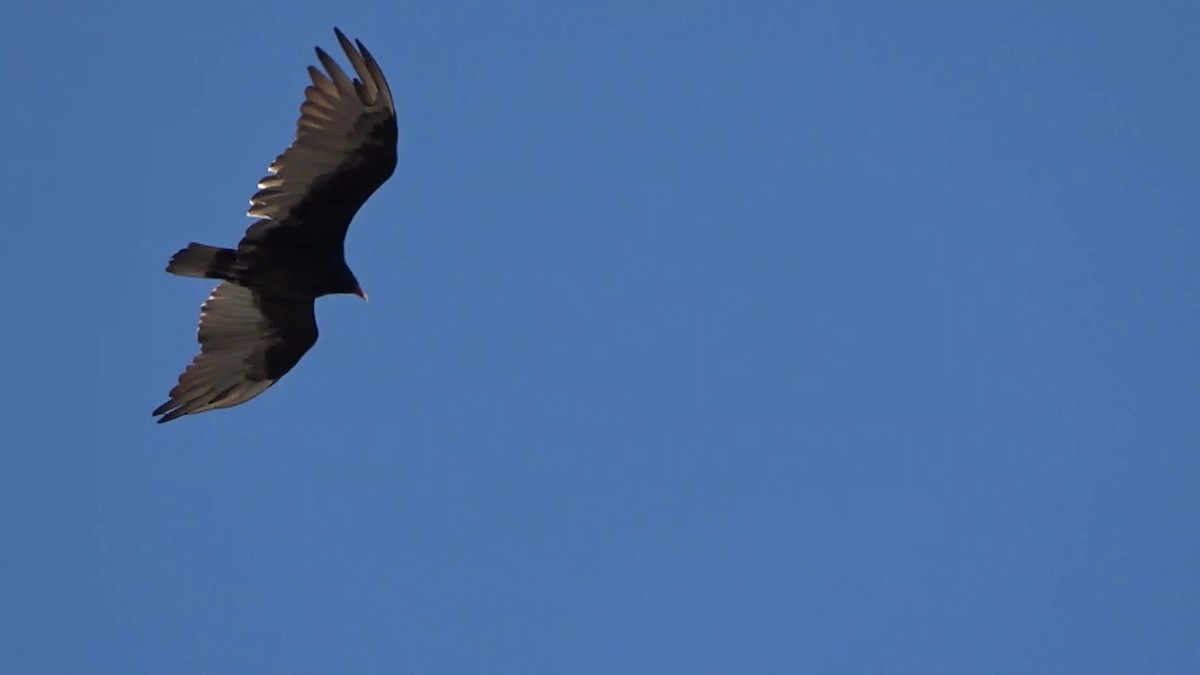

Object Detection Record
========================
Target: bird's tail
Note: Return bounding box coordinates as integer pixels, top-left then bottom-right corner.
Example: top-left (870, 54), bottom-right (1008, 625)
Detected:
top-left (166, 243), bottom-right (236, 279)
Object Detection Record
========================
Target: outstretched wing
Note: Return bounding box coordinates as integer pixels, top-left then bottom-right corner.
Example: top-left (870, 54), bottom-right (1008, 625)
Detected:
top-left (240, 28), bottom-right (398, 251)
top-left (153, 282), bottom-right (318, 423)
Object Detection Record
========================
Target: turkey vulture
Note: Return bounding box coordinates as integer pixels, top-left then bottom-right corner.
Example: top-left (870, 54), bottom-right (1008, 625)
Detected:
top-left (153, 28), bottom-right (398, 423)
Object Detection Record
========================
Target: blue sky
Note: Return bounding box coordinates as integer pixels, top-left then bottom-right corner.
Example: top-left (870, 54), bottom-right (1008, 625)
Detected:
top-left (2, 1), bottom-right (1198, 672)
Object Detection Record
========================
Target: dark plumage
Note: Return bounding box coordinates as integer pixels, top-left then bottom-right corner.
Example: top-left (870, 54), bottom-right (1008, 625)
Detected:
top-left (153, 28), bottom-right (398, 423)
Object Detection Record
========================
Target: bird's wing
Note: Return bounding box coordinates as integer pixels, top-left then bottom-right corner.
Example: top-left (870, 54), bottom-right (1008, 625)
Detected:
top-left (239, 28), bottom-right (398, 250)
top-left (153, 282), bottom-right (318, 423)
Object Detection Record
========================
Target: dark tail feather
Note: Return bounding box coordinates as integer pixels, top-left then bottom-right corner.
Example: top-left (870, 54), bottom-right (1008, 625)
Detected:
top-left (166, 243), bottom-right (236, 279)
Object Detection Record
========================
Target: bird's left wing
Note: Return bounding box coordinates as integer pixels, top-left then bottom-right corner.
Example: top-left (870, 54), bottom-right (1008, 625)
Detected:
top-left (153, 282), bottom-right (318, 423)
top-left (240, 28), bottom-right (398, 249)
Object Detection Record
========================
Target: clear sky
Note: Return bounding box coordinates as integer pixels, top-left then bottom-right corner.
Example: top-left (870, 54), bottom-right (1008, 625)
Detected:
top-left (2, 1), bottom-right (1197, 673)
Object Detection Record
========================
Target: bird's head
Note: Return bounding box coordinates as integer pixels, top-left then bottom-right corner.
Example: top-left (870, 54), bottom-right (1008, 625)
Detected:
top-left (348, 276), bottom-right (368, 302)
top-left (336, 268), bottom-right (368, 302)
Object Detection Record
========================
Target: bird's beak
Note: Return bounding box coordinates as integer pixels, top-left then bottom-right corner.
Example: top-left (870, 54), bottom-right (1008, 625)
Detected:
top-left (354, 285), bottom-right (369, 302)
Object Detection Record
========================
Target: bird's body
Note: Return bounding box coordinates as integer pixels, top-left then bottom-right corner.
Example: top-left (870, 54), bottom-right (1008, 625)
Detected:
top-left (154, 29), bottom-right (397, 424)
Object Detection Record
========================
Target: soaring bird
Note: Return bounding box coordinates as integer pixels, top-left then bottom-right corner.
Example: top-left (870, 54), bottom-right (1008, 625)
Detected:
top-left (153, 28), bottom-right (398, 423)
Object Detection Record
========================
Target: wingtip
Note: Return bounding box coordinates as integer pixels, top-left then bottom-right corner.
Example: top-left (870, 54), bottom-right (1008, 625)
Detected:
top-left (333, 28), bottom-right (359, 61)
top-left (154, 405), bottom-right (185, 424)
top-left (152, 401), bottom-right (173, 422)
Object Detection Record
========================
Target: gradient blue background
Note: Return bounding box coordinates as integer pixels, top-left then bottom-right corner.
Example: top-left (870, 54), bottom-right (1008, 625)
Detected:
top-left (2, 1), bottom-right (1197, 673)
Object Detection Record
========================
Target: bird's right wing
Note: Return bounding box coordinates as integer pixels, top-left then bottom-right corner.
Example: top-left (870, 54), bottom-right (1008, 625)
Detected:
top-left (154, 282), bottom-right (318, 423)
top-left (240, 28), bottom-right (398, 250)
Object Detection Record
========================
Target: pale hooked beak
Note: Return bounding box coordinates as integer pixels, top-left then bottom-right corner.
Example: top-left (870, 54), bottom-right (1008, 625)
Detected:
top-left (354, 285), bottom-right (369, 302)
